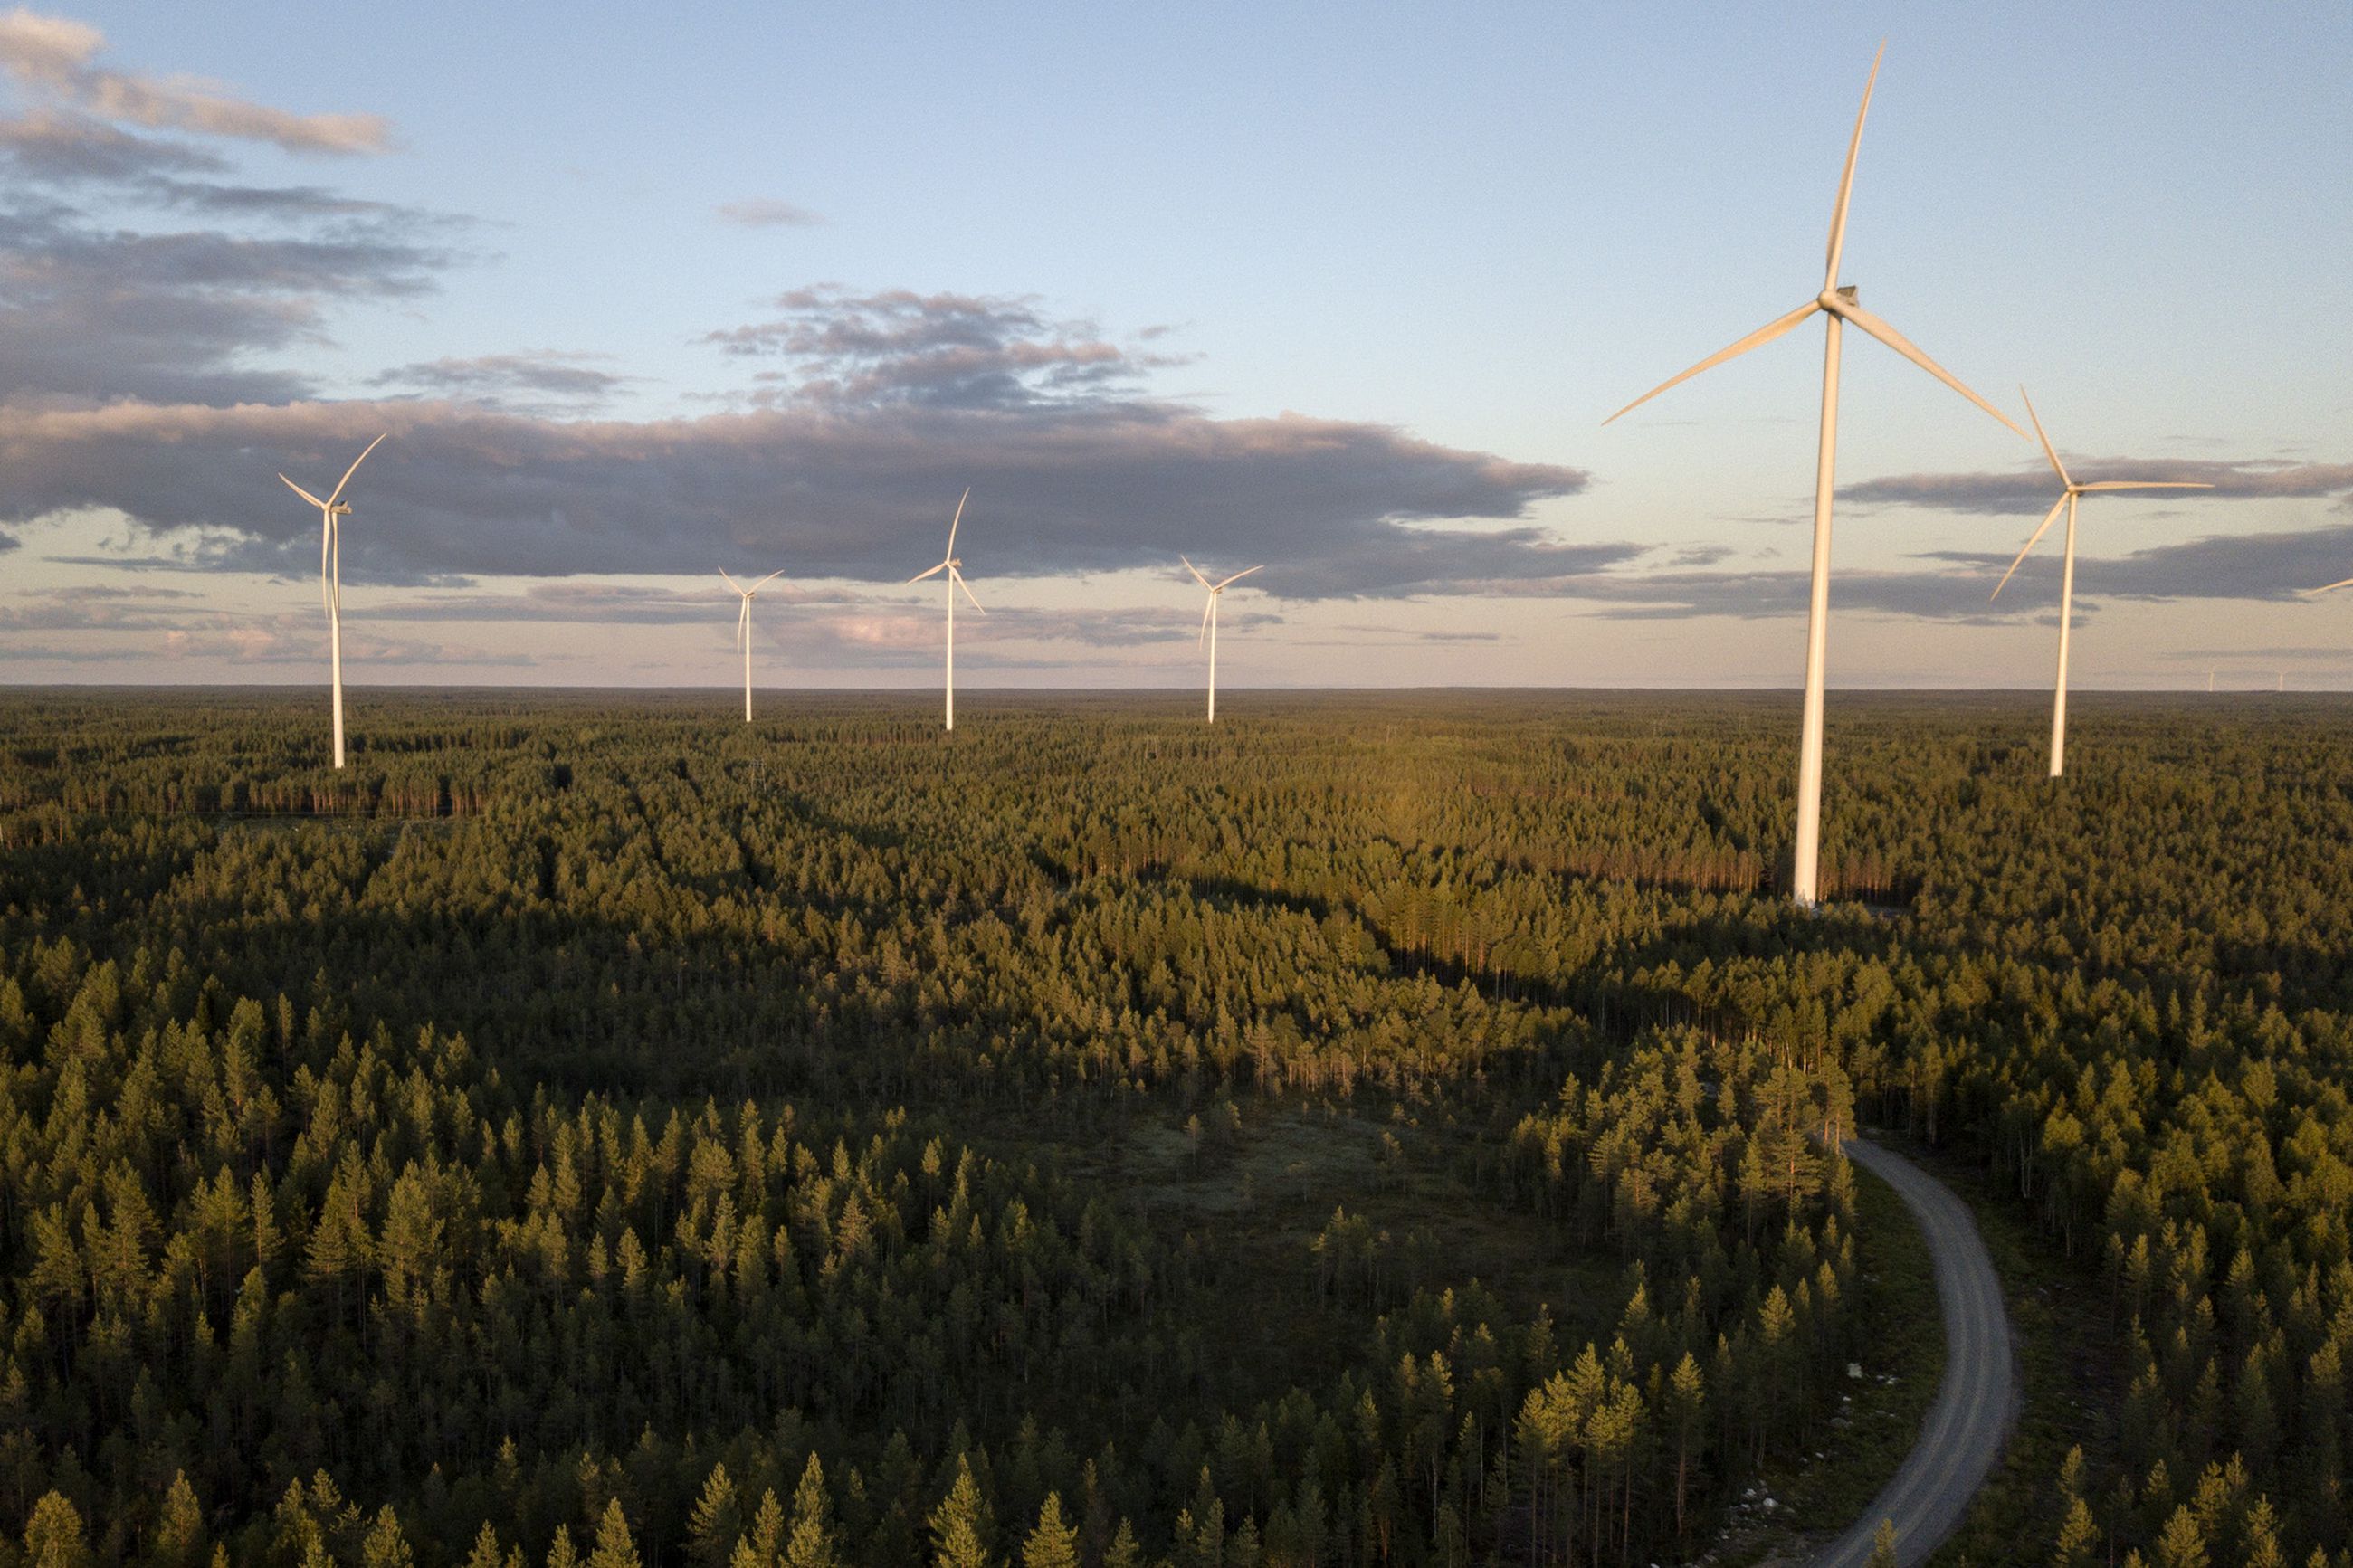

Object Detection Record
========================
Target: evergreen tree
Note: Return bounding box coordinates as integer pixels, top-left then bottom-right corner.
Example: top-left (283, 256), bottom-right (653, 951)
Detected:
top-left (1022, 1494), bottom-right (1081, 1568)
top-left (929, 1459), bottom-right (996, 1568)
top-left (784, 1455), bottom-right (840, 1568)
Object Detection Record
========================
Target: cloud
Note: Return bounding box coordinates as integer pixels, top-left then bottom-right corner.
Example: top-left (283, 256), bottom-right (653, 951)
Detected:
top-left (0, 582), bottom-right (201, 631)
top-left (1921, 518), bottom-right (2353, 604)
top-left (1526, 512), bottom-right (2353, 624)
top-left (0, 395), bottom-right (1593, 598)
top-left (707, 286), bottom-right (1193, 411)
top-left (0, 202), bottom-right (460, 404)
top-left (369, 351), bottom-right (633, 414)
top-left (0, 9), bottom-right (389, 155)
top-left (0, 59), bottom-right (1591, 607)
top-left (1844, 458), bottom-right (2353, 517)
top-left (716, 198), bottom-right (823, 228)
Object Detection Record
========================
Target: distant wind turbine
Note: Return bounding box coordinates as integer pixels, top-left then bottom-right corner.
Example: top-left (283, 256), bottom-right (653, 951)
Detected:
top-left (719, 569), bottom-right (787, 723)
top-left (279, 434), bottom-right (388, 771)
top-left (1987, 390), bottom-right (2210, 777)
top-left (1604, 43), bottom-right (2024, 908)
top-left (907, 489), bottom-right (983, 730)
top-left (1182, 557), bottom-right (1263, 723)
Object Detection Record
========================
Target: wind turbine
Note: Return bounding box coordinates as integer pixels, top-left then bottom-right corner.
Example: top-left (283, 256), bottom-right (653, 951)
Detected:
top-left (1986, 390), bottom-right (2210, 777)
top-left (279, 434), bottom-right (388, 771)
top-left (1182, 557), bottom-right (1263, 723)
top-left (1604, 44), bottom-right (2024, 908)
top-left (907, 489), bottom-right (983, 730)
top-left (719, 568), bottom-right (787, 722)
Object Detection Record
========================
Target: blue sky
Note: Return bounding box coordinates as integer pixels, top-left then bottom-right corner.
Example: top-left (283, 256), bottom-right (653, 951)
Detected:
top-left (3, 1), bottom-right (2349, 689)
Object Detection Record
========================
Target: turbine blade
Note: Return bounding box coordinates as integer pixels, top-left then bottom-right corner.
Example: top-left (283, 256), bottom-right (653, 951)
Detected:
top-left (320, 513), bottom-right (333, 616)
top-left (738, 598), bottom-right (749, 651)
top-left (1824, 42), bottom-right (1885, 290)
top-left (908, 562), bottom-right (948, 584)
top-left (281, 475), bottom-right (328, 510)
top-left (1988, 492), bottom-right (2070, 601)
top-left (1181, 555), bottom-right (1213, 589)
top-left (2020, 387), bottom-right (2071, 489)
top-left (2304, 576), bottom-right (2353, 595)
top-left (325, 432), bottom-right (388, 508)
top-left (2074, 480), bottom-right (2215, 492)
top-left (1200, 592), bottom-right (1215, 646)
top-left (945, 487), bottom-right (970, 556)
top-left (1216, 565), bottom-right (1265, 589)
top-left (952, 567), bottom-right (985, 614)
top-left (1839, 301), bottom-right (2025, 436)
top-left (719, 568), bottom-right (745, 594)
top-left (1602, 301), bottom-right (1821, 425)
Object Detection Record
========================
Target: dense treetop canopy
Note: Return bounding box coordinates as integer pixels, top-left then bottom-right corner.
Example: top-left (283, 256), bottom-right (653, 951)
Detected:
top-left (0, 689), bottom-right (2347, 1567)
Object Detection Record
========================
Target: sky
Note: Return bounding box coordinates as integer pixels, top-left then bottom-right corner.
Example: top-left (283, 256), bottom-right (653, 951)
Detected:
top-left (2, 1), bottom-right (2349, 690)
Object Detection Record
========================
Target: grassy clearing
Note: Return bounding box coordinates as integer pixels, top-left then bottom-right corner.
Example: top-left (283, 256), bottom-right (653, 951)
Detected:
top-left (1073, 1099), bottom-right (1627, 1400)
top-left (1707, 1145), bottom-right (1947, 1565)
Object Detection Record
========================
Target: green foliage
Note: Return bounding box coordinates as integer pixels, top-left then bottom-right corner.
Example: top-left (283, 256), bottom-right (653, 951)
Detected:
top-left (1, 690), bottom-right (2350, 1564)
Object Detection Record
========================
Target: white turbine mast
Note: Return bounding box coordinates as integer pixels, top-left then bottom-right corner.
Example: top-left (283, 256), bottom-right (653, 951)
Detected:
top-left (907, 489), bottom-right (983, 730)
top-left (1605, 43), bottom-right (2024, 908)
top-left (1183, 557), bottom-right (1263, 724)
top-left (1987, 390), bottom-right (2210, 777)
top-left (278, 433), bottom-right (388, 771)
top-left (719, 568), bottom-right (787, 723)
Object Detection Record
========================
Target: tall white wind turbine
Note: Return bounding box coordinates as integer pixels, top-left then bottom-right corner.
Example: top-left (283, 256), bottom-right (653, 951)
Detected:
top-left (719, 568), bottom-right (787, 722)
top-left (1182, 557), bottom-right (1263, 723)
top-left (1605, 44), bottom-right (2024, 908)
top-left (1987, 391), bottom-right (2210, 778)
top-left (907, 489), bottom-right (983, 730)
top-left (279, 433), bottom-right (388, 771)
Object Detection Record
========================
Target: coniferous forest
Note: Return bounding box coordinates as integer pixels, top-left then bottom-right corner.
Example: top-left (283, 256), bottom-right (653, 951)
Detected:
top-left (0, 688), bottom-right (2348, 1568)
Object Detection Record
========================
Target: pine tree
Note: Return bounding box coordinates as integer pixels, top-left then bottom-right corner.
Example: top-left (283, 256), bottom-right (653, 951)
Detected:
top-left (929, 1458), bottom-right (996, 1568)
top-left (24, 1492), bottom-right (91, 1568)
top-left (1022, 1494), bottom-right (1081, 1568)
top-left (153, 1471), bottom-right (205, 1567)
top-left (2153, 1506), bottom-right (2207, 1568)
top-left (690, 1464), bottom-right (745, 1568)
top-left (1866, 1518), bottom-right (1898, 1568)
top-left (1667, 1351), bottom-right (1705, 1541)
top-left (464, 1525), bottom-right (509, 1568)
top-left (785, 1456), bottom-right (840, 1568)
top-left (1103, 1520), bottom-right (1141, 1568)
top-left (2052, 1494), bottom-right (2098, 1567)
top-left (362, 1506), bottom-right (416, 1568)
top-left (587, 1500), bottom-right (643, 1568)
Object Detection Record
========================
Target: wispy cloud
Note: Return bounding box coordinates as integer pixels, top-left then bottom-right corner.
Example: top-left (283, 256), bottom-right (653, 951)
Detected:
top-left (0, 10), bottom-right (390, 155)
top-left (368, 352), bottom-right (633, 415)
top-left (716, 198), bottom-right (823, 228)
top-left (1844, 458), bottom-right (2353, 517)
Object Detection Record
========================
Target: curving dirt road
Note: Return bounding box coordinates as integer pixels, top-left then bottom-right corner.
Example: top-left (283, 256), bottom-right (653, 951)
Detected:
top-left (1810, 1138), bottom-right (2017, 1568)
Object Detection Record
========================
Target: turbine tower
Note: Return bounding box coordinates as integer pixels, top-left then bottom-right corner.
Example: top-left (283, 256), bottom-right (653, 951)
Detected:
top-left (1987, 391), bottom-right (2209, 778)
top-left (279, 433), bottom-right (388, 771)
top-left (1605, 44), bottom-right (2023, 908)
top-left (907, 489), bottom-right (983, 730)
top-left (1182, 557), bottom-right (1263, 723)
top-left (719, 569), bottom-right (787, 723)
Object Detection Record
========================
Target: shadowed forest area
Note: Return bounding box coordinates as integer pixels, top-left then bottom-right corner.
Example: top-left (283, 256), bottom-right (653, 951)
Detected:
top-left (0, 689), bottom-right (2347, 1568)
